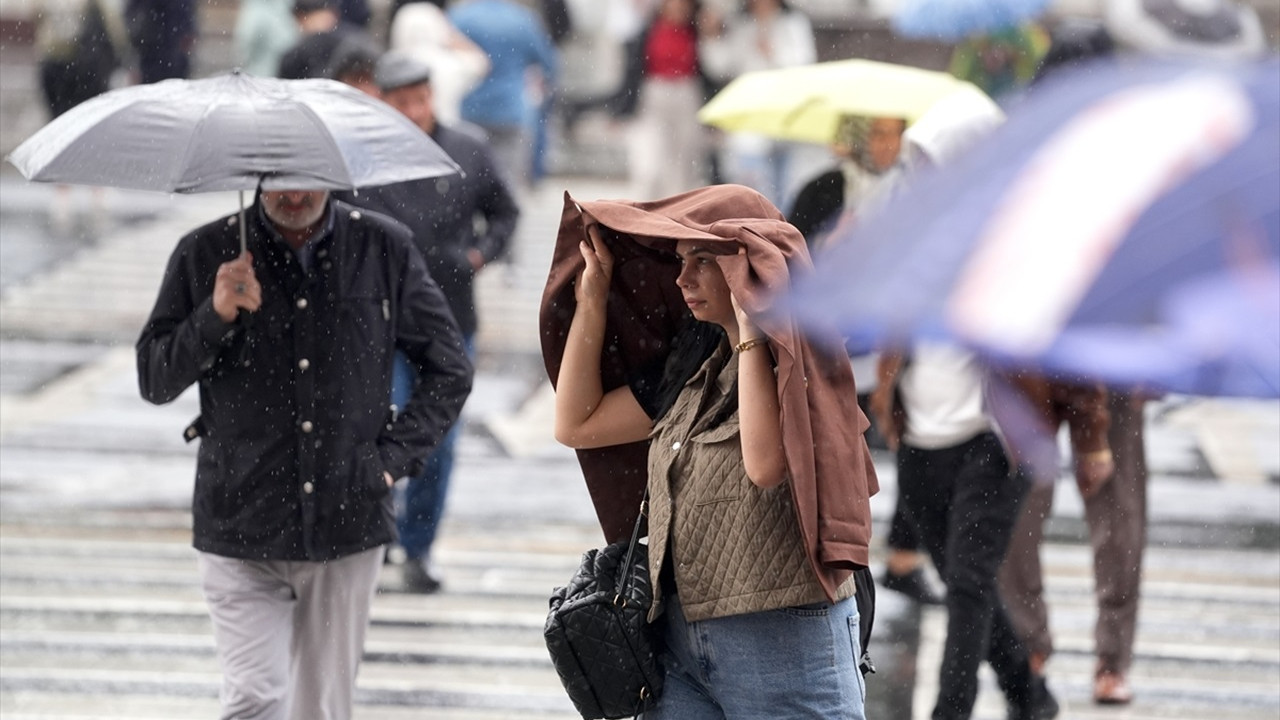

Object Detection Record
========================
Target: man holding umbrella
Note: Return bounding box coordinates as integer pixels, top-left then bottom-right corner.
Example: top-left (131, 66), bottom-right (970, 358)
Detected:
top-left (136, 186), bottom-right (473, 718)
top-left (6, 68), bottom-right (470, 719)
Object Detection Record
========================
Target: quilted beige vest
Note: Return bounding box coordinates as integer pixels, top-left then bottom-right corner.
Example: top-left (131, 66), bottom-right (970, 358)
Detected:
top-left (646, 345), bottom-right (854, 624)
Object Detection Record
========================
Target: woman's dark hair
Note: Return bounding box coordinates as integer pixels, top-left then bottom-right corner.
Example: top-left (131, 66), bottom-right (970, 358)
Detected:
top-left (643, 320), bottom-right (735, 423)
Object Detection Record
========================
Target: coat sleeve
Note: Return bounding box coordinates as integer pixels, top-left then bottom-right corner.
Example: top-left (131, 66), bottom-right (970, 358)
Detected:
top-left (472, 145), bottom-right (521, 264)
top-left (378, 241), bottom-right (474, 477)
top-left (1053, 380), bottom-right (1111, 456)
top-left (136, 234), bottom-right (239, 405)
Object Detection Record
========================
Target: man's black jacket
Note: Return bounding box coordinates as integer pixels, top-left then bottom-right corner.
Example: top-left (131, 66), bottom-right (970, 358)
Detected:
top-left (137, 198), bottom-right (473, 561)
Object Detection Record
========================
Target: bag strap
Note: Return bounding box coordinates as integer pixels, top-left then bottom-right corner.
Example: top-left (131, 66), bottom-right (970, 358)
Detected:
top-left (614, 491), bottom-right (649, 606)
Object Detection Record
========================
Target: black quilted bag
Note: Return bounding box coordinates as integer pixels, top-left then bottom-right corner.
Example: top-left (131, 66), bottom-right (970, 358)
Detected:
top-left (545, 498), bottom-right (663, 719)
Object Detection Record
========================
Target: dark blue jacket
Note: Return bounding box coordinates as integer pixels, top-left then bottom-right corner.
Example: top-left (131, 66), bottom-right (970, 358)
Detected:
top-left (341, 123), bottom-right (519, 337)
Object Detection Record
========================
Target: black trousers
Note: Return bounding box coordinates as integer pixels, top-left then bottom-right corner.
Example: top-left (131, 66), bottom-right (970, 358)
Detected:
top-left (897, 431), bottom-right (1034, 720)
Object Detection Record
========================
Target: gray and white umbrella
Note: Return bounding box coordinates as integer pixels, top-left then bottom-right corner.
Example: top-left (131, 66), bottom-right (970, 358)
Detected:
top-left (6, 71), bottom-right (460, 252)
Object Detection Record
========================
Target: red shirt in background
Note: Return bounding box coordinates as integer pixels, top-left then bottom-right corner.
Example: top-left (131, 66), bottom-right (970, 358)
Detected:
top-left (645, 20), bottom-right (698, 79)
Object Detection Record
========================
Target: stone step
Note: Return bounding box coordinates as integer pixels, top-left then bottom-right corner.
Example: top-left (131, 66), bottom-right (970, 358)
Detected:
top-left (1, 691), bottom-right (574, 720)
top-left (0, 665), bottom-right (575, 715)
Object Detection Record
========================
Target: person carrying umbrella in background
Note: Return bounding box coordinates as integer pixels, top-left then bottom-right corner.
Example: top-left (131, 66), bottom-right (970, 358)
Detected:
top-left (788, 113), bottom-right (907, 250)
top-left (788, 112), bottom-right (947, 606)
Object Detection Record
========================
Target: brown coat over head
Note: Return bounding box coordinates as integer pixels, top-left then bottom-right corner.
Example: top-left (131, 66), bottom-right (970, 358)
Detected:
top-left (539, 184), bottom-right (879, 600)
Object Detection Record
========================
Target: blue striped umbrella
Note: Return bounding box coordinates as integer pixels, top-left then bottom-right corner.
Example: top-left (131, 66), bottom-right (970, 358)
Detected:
top-left (785, 58), bottom-right (1280, 397)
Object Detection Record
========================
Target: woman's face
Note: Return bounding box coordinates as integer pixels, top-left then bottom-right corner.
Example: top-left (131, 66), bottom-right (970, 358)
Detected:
top-left (675, 240), bottom-right (735, 327)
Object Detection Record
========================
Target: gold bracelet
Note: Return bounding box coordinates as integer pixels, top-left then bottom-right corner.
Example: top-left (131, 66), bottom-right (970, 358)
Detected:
top-left (1081, 449), bottom-right (1113, 463)
top-left (735, 337), bottom-right (768, 354)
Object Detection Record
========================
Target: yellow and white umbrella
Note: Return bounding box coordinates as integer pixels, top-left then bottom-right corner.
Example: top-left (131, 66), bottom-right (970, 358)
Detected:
top-left (697, 58), bottom-right (992, 145)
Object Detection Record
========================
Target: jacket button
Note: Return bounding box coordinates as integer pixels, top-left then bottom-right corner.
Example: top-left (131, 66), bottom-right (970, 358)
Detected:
top-left (321, 261), bottom-right (332, 271)
top-left (672, 441), bottom-right (681, 450)
top-left (300, 420), bottom-right (314, 433)
top-left (296, 297), bottom-right (308, 309)
top-left (350, 210), bottom-right (362, 220)
top-left (317, 248), bottom-right (328, 259)
top-left (298, 358), bottom-right (310, 371)
top-left (303, 481), bottom-right (314, 494)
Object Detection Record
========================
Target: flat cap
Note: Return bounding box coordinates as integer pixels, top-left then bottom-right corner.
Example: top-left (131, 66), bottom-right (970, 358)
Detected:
top-left (375, 51), bottom-right (432, 92)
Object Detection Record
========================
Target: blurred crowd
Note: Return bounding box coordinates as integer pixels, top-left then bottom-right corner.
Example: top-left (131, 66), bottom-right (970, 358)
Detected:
top-left (23, 1), bottom-right (1275, 718)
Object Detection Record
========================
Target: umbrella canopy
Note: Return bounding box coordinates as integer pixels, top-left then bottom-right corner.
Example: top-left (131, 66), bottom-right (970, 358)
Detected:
top-left (6, 71), bottom-right (460, 193)
top-left (696, 59), bottom-right (989, 145)
top-left (892, 0), bottom-right (1052, 41)
top-left (785, 58), bottom-right (1280, 398)
top-left (1104, 0), bottom-right (1267, 60)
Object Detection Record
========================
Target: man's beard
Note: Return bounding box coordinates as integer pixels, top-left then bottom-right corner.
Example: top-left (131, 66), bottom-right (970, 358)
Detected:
top-left (265, 194), bottom-right (327, 231)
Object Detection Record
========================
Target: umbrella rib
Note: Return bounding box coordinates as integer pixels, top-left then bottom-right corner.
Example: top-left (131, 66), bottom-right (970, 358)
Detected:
top-left (291, 99), bottom-right (351, 188)
top-left (174, 83), bottom-right (237, 193)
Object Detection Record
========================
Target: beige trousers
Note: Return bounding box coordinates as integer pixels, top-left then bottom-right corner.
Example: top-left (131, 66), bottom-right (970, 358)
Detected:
top-left (198, 545), bottom-right (384, 720)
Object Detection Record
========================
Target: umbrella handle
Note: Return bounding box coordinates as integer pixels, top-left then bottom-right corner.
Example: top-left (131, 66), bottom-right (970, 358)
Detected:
top-left (238, 190), bottom-right (247, 256)
top-left (235, 188), bottom-right (254, 358)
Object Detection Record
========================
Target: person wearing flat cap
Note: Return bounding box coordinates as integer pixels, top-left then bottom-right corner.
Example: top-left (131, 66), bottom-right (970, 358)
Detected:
top-left (338, 51), bottom-right (520, 594)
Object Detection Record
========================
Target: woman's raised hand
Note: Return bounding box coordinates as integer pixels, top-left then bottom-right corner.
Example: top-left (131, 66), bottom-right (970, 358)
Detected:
top-left (575, 224), bottom-right (615, 306)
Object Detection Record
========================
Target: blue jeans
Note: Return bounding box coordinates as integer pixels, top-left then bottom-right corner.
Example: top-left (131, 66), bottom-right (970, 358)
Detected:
top-left (390, 339), bottom-right (474, 561)
top-left (642, 592), bottom-right (867, 720)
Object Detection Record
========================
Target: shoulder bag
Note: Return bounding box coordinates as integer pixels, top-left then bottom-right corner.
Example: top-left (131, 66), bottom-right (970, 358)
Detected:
top-left (544, 496), bottom-right (663, 719)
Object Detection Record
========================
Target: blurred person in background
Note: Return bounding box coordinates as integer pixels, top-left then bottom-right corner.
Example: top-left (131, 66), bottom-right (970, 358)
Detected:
top-left (788, 115), bottom-right (906, 250)
top-left (277, 0), bottom-right (370, 80)
top-left (235, 0), bottom-right (299, 77)
top-left (328, 32), bottom-right (382, 96)
top-left (35, 0), bottom-right (133, 231)
top-left (613, 0), bottom-right (715, 200)
top-left (995, 371), bottom-right (1113, 711)
top-left (449, 0), bottom-right (559, 191)
top-left (335, 0), bottom-right (370, 28)
top-left (338, 52), bottom-right (520, 593)
top-left (124, 0), bottom-right (196, 83)
top-left (388, 1), bottom-right (490, 127)
top-left (700, 0), bottom-right (817, 210)
top-left (867, 92), bottom-right (1058, 720)
top-left (37, 0), bottom-right (131, 117)
top-left (948, 24), bottom-right (1048, 100)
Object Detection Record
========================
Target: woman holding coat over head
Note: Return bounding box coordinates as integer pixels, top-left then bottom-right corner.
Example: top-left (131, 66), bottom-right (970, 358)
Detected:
top-left (540, 184), bottom-right (878, 719)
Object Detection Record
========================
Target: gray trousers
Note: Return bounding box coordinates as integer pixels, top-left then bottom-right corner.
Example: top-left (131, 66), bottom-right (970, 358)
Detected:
top-left (999, 393), bottom-right (1148, 674)
top-left (198, 545), bottom-right (385, 720)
